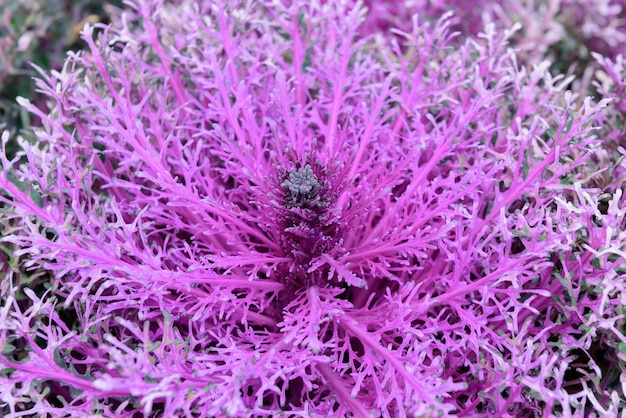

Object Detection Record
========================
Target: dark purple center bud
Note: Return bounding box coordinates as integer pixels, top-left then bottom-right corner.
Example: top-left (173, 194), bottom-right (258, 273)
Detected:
top-left (277, 163), bottom-right (342, 291)
top-left (281, 164), bottom-right (322, 208)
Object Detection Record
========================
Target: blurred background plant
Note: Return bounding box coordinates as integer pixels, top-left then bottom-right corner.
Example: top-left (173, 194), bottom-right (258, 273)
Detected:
top-left (363, 0), bottom-right (626, 95)
top-left (0, 0), bottom-right (124, 158)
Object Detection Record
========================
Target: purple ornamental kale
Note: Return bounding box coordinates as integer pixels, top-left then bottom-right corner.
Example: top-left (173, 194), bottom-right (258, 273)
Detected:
top-left (1, 0), bottom-right (625, 416)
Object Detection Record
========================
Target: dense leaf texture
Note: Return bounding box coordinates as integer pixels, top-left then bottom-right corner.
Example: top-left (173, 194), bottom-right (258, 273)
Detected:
top-left (0, 0), bottom-right (625, 416)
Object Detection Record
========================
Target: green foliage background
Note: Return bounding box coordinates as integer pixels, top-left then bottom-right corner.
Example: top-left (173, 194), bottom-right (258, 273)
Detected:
top-left (0, 0), bottom-right (124, 157)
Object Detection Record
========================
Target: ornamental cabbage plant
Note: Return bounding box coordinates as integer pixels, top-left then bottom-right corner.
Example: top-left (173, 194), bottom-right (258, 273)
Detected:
top-left (1, 0), bottom-right (625, 416)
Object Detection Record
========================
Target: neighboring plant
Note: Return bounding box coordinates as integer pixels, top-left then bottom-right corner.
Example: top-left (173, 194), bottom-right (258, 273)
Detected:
top-left (588, 52), bottom-right (626, 194)
top-left (492, 0), bottom-right (626, 61)
top-left (360, 0), bottom-right (626, 95)
top-left (0, 0), bottom-right (123, 154)
top-left (0, 1), bottom-right (625, 417)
